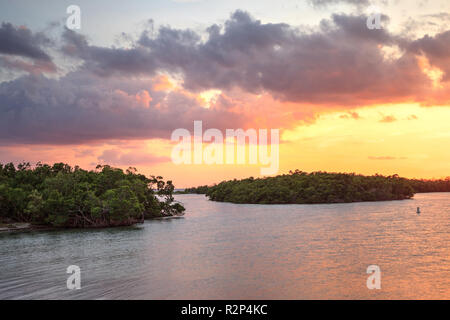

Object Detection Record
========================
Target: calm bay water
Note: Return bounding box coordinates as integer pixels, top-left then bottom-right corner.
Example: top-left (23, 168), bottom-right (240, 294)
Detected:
top-left (0, 193), bottom-right (449, 299)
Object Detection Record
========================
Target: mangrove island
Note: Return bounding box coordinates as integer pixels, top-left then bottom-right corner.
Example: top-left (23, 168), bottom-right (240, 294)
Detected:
top-left (183, 170), bottom-right (450, 204)
top-left (0, 162), bottom-right (185, 230)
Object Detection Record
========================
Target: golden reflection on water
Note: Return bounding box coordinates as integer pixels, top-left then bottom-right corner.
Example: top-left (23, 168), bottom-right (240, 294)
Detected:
top-left (0, 193), bottom-right (449, 299)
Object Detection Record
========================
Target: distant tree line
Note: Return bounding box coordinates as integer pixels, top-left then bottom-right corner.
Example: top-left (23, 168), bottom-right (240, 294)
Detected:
top-left (176, 185), bottom-right (210, 194)
top-left (0, 162), bottom-right (185, 228)
top-left (408, 178), bottom-right (450, 193)
top-left (182, 170), bottom-right (450, 204)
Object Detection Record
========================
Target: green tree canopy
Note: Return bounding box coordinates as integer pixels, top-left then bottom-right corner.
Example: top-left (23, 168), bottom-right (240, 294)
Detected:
top-left (183, 170), bottom-right (445, 204)
top-left (0, 162), bottom-right (185, 227)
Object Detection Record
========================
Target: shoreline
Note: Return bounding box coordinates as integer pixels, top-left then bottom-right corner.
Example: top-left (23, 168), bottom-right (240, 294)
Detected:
top-left (0, 215), bottom-right (185, 234)
top-left (0, 221), bottom-right (142, 234)
top-left (0, 223), bottom-right (55, 234)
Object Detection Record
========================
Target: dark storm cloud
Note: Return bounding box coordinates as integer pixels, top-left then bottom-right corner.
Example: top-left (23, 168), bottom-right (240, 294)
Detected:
top-left (163, 11), bottom-right (424, 105)
top-left (0, 72), bottom-right (247, 144)
top-left (0, 23), bottom-right (53, 61)
top-left (408, 30), bottom-right (450, 81)
top-left (1, 10), bottom-right (450, 145)
top-left (0, 23), bottom-right (57, 74)
top-left (62, 10), bottom-right (435, 105)
top-left (329, 13), bottom-right (392, 43)
top-left (62, 28), bottom-right (159, 77)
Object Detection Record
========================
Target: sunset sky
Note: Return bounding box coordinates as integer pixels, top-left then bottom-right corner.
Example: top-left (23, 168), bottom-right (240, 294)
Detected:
top-left (1, 0), bottom-right (450, 187)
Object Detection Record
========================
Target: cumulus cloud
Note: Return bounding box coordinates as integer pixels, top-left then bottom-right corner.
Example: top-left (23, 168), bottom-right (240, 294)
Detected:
top-left (61, 11), bottom-right (448, 106)
top-left (0, 23), bottom-right (53, 61)
top-left (0, 72), bottom-right (247, 144)
top-left (1, 10), bottom-right (450, 146)
top-left (61, 28), bottom-right (159, 77)
top-left (408, 30), bottom-right (450, 81)
top-left (0, 23), bottom-right (56, 74)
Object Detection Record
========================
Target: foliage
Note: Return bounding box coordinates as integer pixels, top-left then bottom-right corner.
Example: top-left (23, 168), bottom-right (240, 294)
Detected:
top-left (176, 185), bottom-right (210, 194)
top-left (0, 162), bottom-right (185, 227)
top-left (408, 178), bottom-right (450, 193)
top-left (200, 170), bottom-right (421, 204)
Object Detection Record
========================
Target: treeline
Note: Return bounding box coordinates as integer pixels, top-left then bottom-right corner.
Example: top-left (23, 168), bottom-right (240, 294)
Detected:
top-left (184, 172), bottom-right (450, 204)
top-left (0, 162), bottom-right (185, 228)
top-left (205, 171), bottom-right (416, 204)
top-left (176, 185), bottom-right (210, 194)
top-left (408, 178), bottom-right (450, 193)
top-left (181, 170), bottom-right (449, 204)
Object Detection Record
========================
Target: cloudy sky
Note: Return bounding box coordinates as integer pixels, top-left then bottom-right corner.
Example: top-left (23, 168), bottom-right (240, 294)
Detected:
top-left (1, 0), bottom-right (450, 187)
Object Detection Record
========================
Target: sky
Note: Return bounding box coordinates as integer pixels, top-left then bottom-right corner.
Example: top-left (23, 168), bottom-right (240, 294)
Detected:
top-left (0, 0), bottom-right (450, 187)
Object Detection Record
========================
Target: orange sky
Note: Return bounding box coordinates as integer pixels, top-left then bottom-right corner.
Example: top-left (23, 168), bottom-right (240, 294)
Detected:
top-left (3, 101), bottom-right (449, 188)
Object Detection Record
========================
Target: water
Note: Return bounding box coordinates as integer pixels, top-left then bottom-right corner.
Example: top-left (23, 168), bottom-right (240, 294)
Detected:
top-left (1, 193), bottom-right (449, 299)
